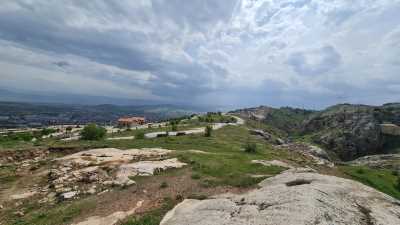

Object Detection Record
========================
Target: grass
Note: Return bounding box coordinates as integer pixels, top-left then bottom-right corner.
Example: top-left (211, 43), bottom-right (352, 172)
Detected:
top-left (120, 197), bottom-right (177, 225)
top-left (339, 165), bottom-right (400, 199)
top-left (5, 198), bottom-right (96, 225)
top-left (0, 164), bottom-right (18, 187)
top-left (46, 125), bottom-right (292, 188)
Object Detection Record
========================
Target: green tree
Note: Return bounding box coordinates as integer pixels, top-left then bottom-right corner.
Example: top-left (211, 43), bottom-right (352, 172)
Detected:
top-left (80, 123), bottom-right (106, 140)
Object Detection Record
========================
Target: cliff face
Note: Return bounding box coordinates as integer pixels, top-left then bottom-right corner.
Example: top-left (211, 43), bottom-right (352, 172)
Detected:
top-left (232, 103), bottom-right (400, 161)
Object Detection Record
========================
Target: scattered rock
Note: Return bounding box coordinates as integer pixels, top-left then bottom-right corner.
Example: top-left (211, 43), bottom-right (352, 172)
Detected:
top-left (13, 210), bottom-right (24, 217)
top-left (277, 143), bottom-right (334, 167)
top-left (60, 191), bottom-right (77, 200)
top-left (161, 169), bottom-right (400, 225)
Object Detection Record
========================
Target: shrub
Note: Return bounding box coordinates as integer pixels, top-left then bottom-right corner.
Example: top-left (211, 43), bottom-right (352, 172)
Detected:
top-left (191, 173), bottom-right (201, 180)
top-left (171, 123), bottom-right (178, 132)
top-left (356, 168), bottom-right (365, 174)
top-left (205, 125), bottom-right (213, 137)
top-left (136, 131), bottom-right (145, 139)
top-left (80, 123), bottom-right (106, 140)
top-left (41, 128), bottom-right (56, 136)
top-left (244, 141), bottom-right (257, 153)
top-left (397, 176), bottom-right (400, 191)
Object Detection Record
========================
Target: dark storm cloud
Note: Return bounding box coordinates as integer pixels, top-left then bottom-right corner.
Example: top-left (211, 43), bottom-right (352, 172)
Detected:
top-left (0, 0), bottom-right (399, 108)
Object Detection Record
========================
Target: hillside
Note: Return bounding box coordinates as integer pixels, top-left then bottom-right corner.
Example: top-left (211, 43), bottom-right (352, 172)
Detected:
top-left (231, 103), bottom-right (400, 161)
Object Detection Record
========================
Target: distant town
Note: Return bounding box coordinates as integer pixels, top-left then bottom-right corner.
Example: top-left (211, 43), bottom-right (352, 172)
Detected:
top-left (0, 101), bottom-right (205, 129)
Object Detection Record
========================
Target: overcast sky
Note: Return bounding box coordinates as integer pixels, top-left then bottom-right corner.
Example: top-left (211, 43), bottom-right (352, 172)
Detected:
top-left (0, 0), bottom-right (399, 109)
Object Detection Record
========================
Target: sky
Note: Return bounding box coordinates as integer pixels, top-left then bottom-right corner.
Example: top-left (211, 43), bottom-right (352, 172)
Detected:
top-left (0, 0), bottom-right (399, 109)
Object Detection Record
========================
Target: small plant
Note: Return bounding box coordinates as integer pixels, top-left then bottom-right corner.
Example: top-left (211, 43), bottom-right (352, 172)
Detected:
top-left (171, 123), bottom-right (178, 132)
top-left (160, 181), bottom-right (168, 189)
top-left (392, 170), bottom-right (399, 176)
top-left (205, 125), bottom-right (213, 137)
top-left (396, 176), bottom-right (400, 191)
top-left (244, 141), bottom-right (257, 153)
top-left (356, 168), bottom-right (365, 174)
top-left (191, 173), bottom-right (201, 180)
top-left (136, 130), bottom-right (145, 139)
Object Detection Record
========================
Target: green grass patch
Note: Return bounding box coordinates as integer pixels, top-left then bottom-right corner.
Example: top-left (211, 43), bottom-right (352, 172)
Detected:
top-left (121, 198), bottom-right (177, 225)
top-left (339, 165), bottom-right (400, 199)
top-left (7, 198), bottom-right (95, 225)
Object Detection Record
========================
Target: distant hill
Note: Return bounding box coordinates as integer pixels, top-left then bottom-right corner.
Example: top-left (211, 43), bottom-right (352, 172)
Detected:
top-left (0, 101), bottom-right (205, 128)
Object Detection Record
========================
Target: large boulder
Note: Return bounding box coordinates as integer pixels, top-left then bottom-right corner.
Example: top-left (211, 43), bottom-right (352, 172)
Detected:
top-left (161, 169), bottom-right (400, 225)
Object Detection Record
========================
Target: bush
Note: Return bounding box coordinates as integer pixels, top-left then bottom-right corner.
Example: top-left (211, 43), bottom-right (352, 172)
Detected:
top-left (397, 176), bottom-right (400, 191)
top-left (80, 123), bottom-right (106, 140)
top-left (171, 123), bottom-right (178, 132)
top-left (244, 141), bottom-right (257, 153)
top-left (191, 173), bottom-right (201, 180)
top-left (136, 131), bottom-right (145, 139)
top-left (205, 125), bottom-right (213, 137)
top-left (41, 128), bottom-right (56, 136)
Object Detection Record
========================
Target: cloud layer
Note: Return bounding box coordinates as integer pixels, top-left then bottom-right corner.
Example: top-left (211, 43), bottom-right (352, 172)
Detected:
top-left (0, 0), bottom-right (399, 108)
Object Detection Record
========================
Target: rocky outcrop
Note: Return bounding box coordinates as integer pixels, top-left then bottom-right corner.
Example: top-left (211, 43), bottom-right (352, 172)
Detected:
top-left (277, 143), bottom-right (334, 167)
top-left (161, 169), bottom-right (400, 225)
top-left (381, 124), bottom-right (400, 136)
top-left (301, 104), bottom-right (400, 160)
top-left (230, 106), bottom-right (313, 135)
top-left (48, 148), bottom-right (186, 199)
top-left (348, 154), bottom-right (400, 170)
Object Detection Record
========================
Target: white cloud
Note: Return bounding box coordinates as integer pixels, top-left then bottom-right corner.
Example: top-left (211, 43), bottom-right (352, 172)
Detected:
top-left (0, 0), bottom-right (399, 108)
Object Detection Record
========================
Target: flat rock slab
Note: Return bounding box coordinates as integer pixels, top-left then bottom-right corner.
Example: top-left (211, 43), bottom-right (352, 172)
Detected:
top-left (10, 191), bottom-right (37, 200)
top-left (115, 158), bottom-right (187, 185)
top-left (251, 160), bottom-right (294, 169)
top-left (161, 169), bottom-right (400, 225)
top-left (58, 148), bottom-right (172, 166)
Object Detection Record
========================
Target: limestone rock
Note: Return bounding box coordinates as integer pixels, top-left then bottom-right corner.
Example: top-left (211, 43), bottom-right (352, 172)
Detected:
top-left (251, 160), bottom-right (293, 169)
top-left (348, 154), bottom-right (400, 169)
top-left (161, 169), bottom-right (400, 225)
top-left (60, 191), bottom-right (77, 200)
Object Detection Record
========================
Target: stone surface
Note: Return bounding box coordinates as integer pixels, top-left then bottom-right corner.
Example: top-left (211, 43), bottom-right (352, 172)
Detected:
top-left (58, 148), bottom-right (172, 166)
top-left (348, 154), bottom-right (400, 169)
top-left (161, 169), bottom-right (400, 225)
top-left (10, 191), bottom-right (37, 200)
top-left (251, 160), bottom-right (293, 169)
top-left (60, 191), bottom-right (77, 200)
top-left (381, 124), bottom-right (400, 136)
top-left (115, 158), bottom-right (187, 185)
top-left (277, 143), bottom-right (334, 167)
top-left (49, 148), bottom-right (186, 195)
